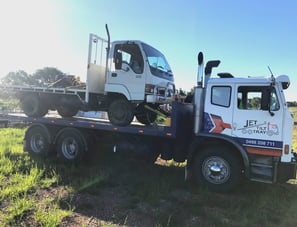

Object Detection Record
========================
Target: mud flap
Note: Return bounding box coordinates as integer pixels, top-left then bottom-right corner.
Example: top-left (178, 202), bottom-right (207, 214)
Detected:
top-left (277, 162), bottom-right (297, 182)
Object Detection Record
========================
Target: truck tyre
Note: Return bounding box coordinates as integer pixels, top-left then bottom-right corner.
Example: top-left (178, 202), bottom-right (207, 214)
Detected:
top-left (135, 103), bottom-right (157, 125)
top-left (56, 128), bottom-right (87, 163)
top-left (192, 147), bottom-right (242, 192)
top-left (108, 98), bottom-right (134, 126)
top-left (57, 106), bottom-right (78, 118)
top-left (21, 94), bottom-right (48, 117)
top-left (25, 124), bottom-right (52, 157)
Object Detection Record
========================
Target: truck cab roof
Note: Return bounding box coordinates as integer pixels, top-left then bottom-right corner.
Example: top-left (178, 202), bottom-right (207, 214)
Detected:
top-left (208, 74), bottom-right (290, 89)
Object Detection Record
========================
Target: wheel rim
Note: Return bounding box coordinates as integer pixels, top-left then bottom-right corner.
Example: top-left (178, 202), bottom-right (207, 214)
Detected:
top-left (23, 101), bottom-right (37, 116)
top-left (202, 156), bottom-right (231, 184)
top-left (112, 108), bottom-right (126, 120)
top-left (24, 103), bottom-right (34, 114)
top-left (61, 137), bottom-right (78, 159)
top-left (112, 103), bottom-right (129, 121)
top-left (30, 134), bottom-right (45, 153)
top-left (108, 99), bottom-right (133, 126)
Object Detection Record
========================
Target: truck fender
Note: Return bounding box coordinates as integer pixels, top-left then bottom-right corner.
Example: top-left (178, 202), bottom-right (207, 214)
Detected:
top-left (25, 123), bottom-right (52, 144)
top-left (187, 132), bottom-right (250, 178)
top-left (105, 84), bottom-right (131, 100)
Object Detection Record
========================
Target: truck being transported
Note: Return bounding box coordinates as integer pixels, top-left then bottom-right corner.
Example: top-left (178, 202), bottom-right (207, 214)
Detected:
top-left (1, 25), bottom-right (175, 126)
top-left (2, 52), bottom-right (296, 192)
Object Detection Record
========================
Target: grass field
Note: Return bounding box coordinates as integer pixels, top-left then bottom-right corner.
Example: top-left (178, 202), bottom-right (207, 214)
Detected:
top-left (291, 107), bottom-right (297, 151)
top-left (0, 127), bottom-right (297, 226)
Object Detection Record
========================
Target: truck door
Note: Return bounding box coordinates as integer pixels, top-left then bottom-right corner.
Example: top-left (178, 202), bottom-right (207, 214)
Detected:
top-left (203, 85), bottom-right (234, 135)
top-left (106, 43), bottom-right (146, 101)
top-left (232, 85), bottom-right (284, 157)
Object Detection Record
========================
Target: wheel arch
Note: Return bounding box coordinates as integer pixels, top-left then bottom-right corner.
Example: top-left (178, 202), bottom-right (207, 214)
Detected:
top-left (24, 123), bottom-right (54, 155)
top-left (187, 133), bottom-right (250, 178)
top-left (105, 84), bottom-right (131, 101)
top-left (106, 92), bottom-right (128, 103)
top-left (25, 123), bottom-right (52, 145)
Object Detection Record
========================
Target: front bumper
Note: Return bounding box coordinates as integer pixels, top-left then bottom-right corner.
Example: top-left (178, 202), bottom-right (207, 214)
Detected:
top-left (146, 94), bottom-right (173, 104)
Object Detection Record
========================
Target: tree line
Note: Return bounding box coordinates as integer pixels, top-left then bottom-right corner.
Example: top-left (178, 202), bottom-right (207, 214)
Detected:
top-left (287, 101), bottom-right (297, 107)
top-left (1, 67), bottom-right (83, 89)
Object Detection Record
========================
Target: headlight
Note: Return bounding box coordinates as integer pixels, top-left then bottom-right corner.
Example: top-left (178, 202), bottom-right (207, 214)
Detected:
top-left (145, 84), bottom-right (155, 94)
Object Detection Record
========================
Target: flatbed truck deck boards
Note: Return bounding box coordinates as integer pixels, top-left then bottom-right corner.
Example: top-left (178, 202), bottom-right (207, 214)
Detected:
top-left (0, 102), bottom-right (194, 139)
top-left (0, 84), bottom-right (84, 95)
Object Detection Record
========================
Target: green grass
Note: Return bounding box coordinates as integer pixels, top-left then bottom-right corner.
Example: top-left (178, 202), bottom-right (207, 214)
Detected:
top-left (290, 107), bottom-right (297, 151)
top-left (293, 125), bottom-right (297, 151)
top-left (290, 106), bottom-right (297, 122)
top-left (1, 127), bottom-right (297, 226)
top-left (0, 128), bottom-right (71, 226)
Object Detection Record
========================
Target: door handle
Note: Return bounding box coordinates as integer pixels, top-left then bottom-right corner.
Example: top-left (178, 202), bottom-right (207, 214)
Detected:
top-left (111, 73), bottom-right (117, 77)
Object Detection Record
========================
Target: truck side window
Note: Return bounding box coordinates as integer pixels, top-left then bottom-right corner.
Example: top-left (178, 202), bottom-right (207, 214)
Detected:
top-left (114, 44), bottom-right (144, 74)
top-left (211, 86), bottom-right (231, 107)
top-left (237, 86), bottom-right (279, 111)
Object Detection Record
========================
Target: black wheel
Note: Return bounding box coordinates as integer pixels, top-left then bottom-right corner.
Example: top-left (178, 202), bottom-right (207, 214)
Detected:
top-left (135, 103), bottom-right (157, 125)
top-left (56, 128), bottom-right (87, 163)
top-left (21, 94), bottom-right (48, 117)
top-left (108, 98), bottom-right (134, 126)
top-left (192, 147), bottom-right (242, 192)
top-left (57, 105), bottom-right (78, 118)
top-left (25, 125), bottom-right (52, 157)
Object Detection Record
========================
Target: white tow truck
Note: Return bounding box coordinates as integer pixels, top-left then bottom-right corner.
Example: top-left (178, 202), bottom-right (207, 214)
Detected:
top-left (1, 52), bottom-right (296, 192)
top-left (1, 25), bottom-right (175, 126)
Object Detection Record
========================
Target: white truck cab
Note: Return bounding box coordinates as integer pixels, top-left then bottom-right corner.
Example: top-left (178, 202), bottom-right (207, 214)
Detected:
top-left (203, 75), bottom-right (293, 164)
top-left (86, 30), bottom-right (175, 126)
top-left (108, 40), bottom-right (175, 103)
top-left (190, 53), bottom-right (295, 189)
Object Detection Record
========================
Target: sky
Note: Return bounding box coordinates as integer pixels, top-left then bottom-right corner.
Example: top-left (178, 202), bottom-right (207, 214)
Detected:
top-left (0, 0), bottom-right (296, 101)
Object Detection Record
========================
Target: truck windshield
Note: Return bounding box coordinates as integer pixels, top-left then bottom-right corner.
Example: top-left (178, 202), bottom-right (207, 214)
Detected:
top-left (141, 43), bottom-right (174, 82)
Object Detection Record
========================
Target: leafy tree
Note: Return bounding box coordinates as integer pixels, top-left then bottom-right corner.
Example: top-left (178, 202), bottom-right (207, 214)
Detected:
top-left (250, 97), bottom-right (261, 109)
top-left (1, 70), bottom-right (34, 86)
top-left (287, 101), bottom-right (297, 107)
top-left (31, 67), bottom-right (66, 85)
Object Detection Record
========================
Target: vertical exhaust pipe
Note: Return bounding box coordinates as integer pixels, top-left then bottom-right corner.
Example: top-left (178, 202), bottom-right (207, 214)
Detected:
top-left (197, 52), bottom-right (204, 87)
top-left (193, 52), bottom-right (220, 134)
top-left (194, 52), bottom-right (204, 134)
top-left (105, 24), bottom-right (110, 55)
top-left (204, 60), bottom-right (220, 86)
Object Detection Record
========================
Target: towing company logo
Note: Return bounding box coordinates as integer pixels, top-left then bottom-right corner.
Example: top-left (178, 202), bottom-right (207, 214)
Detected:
top-left (235, 120), bottom-right (279, 136)
top-left (204, 113), bottom-right (231, 133)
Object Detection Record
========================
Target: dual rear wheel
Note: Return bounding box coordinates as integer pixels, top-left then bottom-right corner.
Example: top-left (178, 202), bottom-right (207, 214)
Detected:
top-left (21, 94), bottom-right (78, 118)
top-left (25, 125), bottom-right (87, 163)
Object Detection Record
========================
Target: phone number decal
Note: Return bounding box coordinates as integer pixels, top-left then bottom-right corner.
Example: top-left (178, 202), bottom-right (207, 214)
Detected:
top-left (237, 138), bottom-right (283, 149)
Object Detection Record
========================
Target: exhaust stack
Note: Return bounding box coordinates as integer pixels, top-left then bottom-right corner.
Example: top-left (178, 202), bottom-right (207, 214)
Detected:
top-left (194, 52), bottom-right (221, 134)
top-left (197, 52), bottom-right (204, 87)
top-left (204, 60), bottom-right (220, 86)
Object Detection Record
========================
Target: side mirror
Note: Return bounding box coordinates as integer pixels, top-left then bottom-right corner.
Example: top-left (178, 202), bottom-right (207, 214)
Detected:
top-left (261, 87), bottom-right (275, 116)
top-left (115, 51), bottom-right (122, 70)
top-left (261, 88), bottom-right (270, 111)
